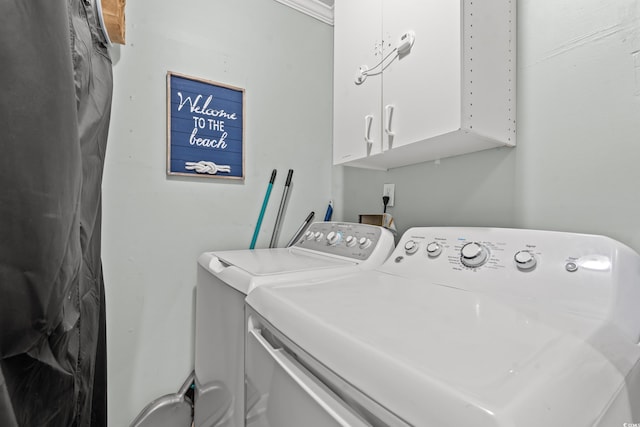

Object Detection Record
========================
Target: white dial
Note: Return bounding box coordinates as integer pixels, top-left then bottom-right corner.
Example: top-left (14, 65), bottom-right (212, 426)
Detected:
top-left (358, 237), bottom-right (372, 249)
top-left (426, 242), bottom-right (442, 257)
top-left (404, 240), bottom-right (419, 255)
top-left (460, 242), bottom-right (489, 268)
top-left (314, 231), bottom-right (324, 241)
top-left (514, 250), bottom-right (537, 270)
top-left (304, 230), bottom-right (314, 240)
top-left (327, 231), bottom-right (342, 246)
top-left (345, 235), bottom-right (357, 247)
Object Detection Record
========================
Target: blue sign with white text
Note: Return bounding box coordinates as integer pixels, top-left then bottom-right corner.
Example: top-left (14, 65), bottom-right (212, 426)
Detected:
top-left (167, 72), bottom-right (244, 180)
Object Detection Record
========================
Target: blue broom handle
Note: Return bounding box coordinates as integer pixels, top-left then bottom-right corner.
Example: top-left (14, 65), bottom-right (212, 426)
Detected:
top-left (250, 169), bottom-right (277, 249)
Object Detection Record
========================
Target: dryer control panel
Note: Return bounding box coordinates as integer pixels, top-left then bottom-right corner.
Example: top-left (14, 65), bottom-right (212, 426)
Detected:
top-left (293, 222), bottom-right (394, 262)
top-left (387, 227), bottom-right (622, 276)
top-left (380, 226), bottom-right (640, 344)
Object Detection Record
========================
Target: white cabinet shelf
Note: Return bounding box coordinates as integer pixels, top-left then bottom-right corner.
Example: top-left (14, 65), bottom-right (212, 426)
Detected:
top-left (333, 0), bottom-right (517, 170)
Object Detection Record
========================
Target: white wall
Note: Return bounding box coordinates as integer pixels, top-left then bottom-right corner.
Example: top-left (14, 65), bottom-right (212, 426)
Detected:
top-left (102, 0), bottom-right (640, 424)
top-left (342, 0), bottom-right (640, 252)
top-left (102, 1), bottom-right (333, 425)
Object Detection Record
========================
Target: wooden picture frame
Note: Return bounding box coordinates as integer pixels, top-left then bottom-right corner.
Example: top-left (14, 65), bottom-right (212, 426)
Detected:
top-left (166, 72), bottom-right (245, 180)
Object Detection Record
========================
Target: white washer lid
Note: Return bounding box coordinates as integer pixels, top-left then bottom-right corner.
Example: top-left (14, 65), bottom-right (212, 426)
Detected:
top-left (212, 248), bottom-right (355, 276)
top-left (246, 271), bottom-right (640, 427)
top-left (199, 249), bottom-right (359, 295)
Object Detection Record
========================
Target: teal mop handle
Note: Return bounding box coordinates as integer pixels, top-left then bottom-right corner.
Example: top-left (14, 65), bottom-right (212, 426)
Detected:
top-left (250, 169), bottom-right (277, 249)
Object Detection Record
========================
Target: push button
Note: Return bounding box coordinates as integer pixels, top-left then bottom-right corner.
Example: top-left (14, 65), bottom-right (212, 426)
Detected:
top-left (565, 262), bottom-right (578, 272)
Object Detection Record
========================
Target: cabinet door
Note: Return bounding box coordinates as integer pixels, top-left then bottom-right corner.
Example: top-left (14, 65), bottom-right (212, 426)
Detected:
top-left (333, 0), bottom-right (382, 165)
top-left (382, 0), bottom-right (462, 151)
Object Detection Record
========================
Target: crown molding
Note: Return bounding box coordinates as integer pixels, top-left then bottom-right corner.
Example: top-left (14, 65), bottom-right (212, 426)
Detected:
top-left (274, 0), bottom-right (334, 25)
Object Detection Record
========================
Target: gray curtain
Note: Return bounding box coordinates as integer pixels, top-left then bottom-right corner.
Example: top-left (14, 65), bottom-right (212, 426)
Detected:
top-left (0, 0), bottom-right (112, 425)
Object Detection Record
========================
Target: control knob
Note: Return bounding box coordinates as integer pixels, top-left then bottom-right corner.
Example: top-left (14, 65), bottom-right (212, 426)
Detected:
top-left (514, 250), bottom-right (537, 271)
top-left (304, 230), bottom-right (315, 240)
top-left (314, 231), bottom-right (324, 241)
top-left (358, 237), bottom-right (372, 249)
top-left (404, 240), bottom-right (419, 255)
top-left (345, 235), bottom-right (357, 247)
top-left (327, 231), bottom-right (342, 246)
top-left (460, 242), bottom-right (489, 268)
top-left (426, 242), bottom-right (442, 258)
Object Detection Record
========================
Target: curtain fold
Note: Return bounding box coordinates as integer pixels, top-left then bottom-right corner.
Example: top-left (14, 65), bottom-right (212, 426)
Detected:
top-left (0, 0), bottom-right (112, 425)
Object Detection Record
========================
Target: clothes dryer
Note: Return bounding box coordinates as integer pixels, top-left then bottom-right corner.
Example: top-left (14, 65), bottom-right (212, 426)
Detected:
top-left (246, 227), bottom-right (640, 427)
top-left (194, 221), bottom-right (395, 427)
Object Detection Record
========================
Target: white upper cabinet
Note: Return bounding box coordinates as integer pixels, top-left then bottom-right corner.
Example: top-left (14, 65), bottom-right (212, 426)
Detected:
top-left (333, 0), bottom-right (383, 164)
top-left (333, 0), bottom-right (517, 170)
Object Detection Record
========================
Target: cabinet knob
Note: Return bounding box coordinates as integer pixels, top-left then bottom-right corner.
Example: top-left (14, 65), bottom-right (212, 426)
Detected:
top-left (384, 105), bottom-right (395, 137)
top-left (364, 115), bottom-right (374, 146)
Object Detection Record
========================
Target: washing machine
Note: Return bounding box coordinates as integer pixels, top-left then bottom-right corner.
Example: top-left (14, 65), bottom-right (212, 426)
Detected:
top-left (194, 221), bottom-right (395, 427)
top-left (245, 227), bottom-right (640, 427)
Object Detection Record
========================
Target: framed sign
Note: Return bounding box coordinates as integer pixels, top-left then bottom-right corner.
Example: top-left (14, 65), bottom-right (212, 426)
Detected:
top-left (167, 72), bottom-right (245, 180)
